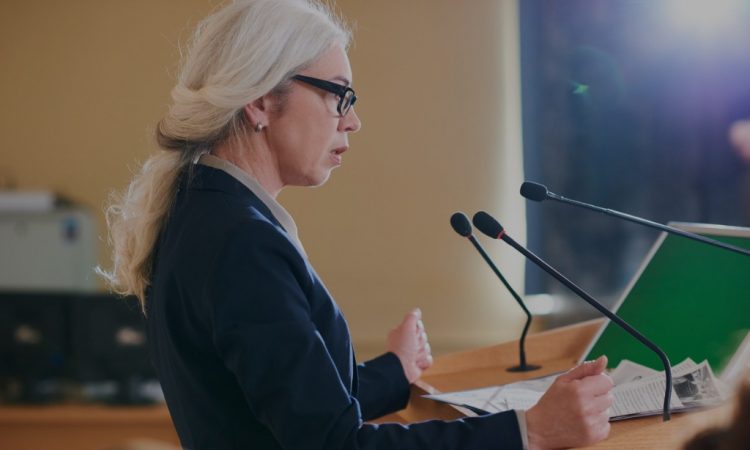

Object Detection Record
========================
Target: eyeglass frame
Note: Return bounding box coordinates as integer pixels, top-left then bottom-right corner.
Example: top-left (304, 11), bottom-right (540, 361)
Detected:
top-left (291, 74), bottom-right (357, 117)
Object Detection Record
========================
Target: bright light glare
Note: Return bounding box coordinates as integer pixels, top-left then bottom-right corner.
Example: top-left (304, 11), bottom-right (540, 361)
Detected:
top-left (664, 0), bottom-right (746, 41)
top-left (525, 294), bottom-right (557, 316)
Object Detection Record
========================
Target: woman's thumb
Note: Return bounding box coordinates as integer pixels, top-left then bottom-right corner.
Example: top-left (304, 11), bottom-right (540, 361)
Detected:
top-left (403, 307), bottom-right (421, 325)
top-left (559, 355), bottom-right (608, 382)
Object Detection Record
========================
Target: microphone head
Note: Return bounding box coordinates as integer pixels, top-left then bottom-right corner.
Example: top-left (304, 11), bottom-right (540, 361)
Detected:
top-left (520, 181), bottom-right (549, 202)
top-left (472, 211), bottom-right (505, 238)
top-left (450, 212), bottom-right (473, 237)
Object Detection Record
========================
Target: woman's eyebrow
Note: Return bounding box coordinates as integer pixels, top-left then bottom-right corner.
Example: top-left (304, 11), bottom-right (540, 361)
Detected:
top-left (331, 76), bottom-right (351, 86)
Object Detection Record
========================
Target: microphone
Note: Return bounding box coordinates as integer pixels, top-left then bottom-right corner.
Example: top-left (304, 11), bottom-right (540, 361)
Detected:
top-left (450, 212), bottom-right (540, 372)
top-left (520, 181), bottom-right (750, 258)
top-left (472, 211), bottom-right (673, 421)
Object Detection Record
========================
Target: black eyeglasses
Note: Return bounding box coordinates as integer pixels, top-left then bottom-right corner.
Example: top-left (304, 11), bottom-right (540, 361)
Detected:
top-left (292, 74), bottom-right (357, 117)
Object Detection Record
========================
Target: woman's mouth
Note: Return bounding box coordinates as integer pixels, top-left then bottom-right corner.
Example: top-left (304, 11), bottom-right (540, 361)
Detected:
top-left (330, 146), bottom-right (348, 165)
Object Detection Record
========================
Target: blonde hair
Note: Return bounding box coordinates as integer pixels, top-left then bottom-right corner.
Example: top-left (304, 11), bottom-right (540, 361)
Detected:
top-left (99, 0), bottom-right (350, 310)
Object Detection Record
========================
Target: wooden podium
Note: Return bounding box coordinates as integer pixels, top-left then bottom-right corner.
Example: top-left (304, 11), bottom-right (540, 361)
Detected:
top-left (0, 320), bottom-right (732, 450)
top-left (374, 319), bottom-right (732, 450)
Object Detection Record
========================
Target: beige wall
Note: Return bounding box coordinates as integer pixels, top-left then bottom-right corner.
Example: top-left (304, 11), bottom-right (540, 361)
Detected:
top-left (0, 0), bottom-right (529, 358)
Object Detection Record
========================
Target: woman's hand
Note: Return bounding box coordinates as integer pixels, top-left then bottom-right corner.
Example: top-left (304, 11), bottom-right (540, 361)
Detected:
top-left (526, 356), bottom-right (614, 450)
top-left (386, 308), bottom-right (433, 383)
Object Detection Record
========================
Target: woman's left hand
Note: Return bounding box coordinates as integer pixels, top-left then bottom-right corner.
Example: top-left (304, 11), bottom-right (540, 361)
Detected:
top-left (386, 308), bottom-right (433, 383)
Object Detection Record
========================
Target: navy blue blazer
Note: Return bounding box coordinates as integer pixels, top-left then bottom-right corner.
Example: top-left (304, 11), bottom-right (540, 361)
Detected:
top-left (147, 164), bottom-right (523, 449)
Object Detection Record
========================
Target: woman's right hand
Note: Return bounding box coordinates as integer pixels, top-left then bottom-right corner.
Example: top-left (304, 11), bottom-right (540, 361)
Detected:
top-left (525, 356), bottom-right (614, 450)
top-left (386, 308), bottom-right (433, 384)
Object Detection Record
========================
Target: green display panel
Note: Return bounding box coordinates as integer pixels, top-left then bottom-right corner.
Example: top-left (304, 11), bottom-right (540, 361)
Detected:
top-left (583, 225), bottom-right (750, 374)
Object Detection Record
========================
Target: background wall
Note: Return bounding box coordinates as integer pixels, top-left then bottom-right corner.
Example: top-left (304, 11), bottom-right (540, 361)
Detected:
top-left (0, 0), bottom-right (529, 359)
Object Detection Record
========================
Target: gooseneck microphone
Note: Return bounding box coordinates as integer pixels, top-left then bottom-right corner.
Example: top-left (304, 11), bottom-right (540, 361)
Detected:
top-left (520, 181), bottom-right (750, 258)
top-left (472, 211), bottom-right (673, 421)
top-left (450, 212), bottom-right (540, 372)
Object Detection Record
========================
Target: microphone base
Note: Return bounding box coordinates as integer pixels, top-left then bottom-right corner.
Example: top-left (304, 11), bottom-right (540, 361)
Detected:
top-left (506, 364), bottom-right (542, 373)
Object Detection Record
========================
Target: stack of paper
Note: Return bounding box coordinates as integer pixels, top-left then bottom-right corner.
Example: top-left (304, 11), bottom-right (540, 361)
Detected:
top-left (424, 358), bottom-right (728, 420)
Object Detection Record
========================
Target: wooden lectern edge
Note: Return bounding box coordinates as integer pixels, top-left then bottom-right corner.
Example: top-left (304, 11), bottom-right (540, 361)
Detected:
top-left (423, 318), bottom-right (605, 377)
top-left (372, 320), bottom-right (608, 425)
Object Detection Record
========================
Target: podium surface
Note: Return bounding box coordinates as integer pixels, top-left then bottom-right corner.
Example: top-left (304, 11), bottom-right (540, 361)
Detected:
top-left (0, 320), bottom-right (732, 449)
top-left (375, 319), bottom-right (732, 449)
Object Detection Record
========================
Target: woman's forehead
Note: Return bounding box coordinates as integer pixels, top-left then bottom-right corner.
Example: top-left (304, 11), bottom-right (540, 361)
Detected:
top-left (305, 45), bottom-right (352, 82)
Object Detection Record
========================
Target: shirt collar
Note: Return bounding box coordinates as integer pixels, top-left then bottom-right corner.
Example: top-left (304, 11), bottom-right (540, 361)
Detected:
top-left (197, 153), bottom-right (308, 260)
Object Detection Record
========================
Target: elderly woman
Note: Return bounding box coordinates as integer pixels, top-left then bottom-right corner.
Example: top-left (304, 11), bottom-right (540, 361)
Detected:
top-left (101, 1), bottom-right (612, 449)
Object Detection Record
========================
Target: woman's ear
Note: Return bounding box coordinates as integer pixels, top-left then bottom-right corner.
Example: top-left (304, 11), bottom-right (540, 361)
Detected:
top-left (243, 96), bottom-right (272, 130)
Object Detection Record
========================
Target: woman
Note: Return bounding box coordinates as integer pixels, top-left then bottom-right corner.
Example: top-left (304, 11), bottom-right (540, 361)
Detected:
top-left (101, 1), bottom-right (613, 449)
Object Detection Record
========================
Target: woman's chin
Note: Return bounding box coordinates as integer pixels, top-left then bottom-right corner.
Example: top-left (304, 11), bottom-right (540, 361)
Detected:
top-left (298, 169), bottom-right (334, 188)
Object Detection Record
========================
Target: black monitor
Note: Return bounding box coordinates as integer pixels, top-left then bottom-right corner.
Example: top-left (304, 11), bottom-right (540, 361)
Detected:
top-left (70, 293), bottom-right (159, 404)
top-left (0, 291), bottom-right (73, 403)
top-left (0, 291), bottom-right (161, 404)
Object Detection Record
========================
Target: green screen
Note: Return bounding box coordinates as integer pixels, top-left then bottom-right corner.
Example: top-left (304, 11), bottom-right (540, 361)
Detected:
top-left (584, 227), bottom-right (750, 373)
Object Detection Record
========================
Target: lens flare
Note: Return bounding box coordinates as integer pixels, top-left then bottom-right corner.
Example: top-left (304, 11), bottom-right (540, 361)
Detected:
top-left (664, 0), bottom-right (748, 41)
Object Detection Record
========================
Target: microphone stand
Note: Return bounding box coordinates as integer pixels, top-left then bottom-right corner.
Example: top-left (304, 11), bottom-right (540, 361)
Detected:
top-left (473, 211), bottom-right (673, 421)
top-left (466, 234), bottom-right (541, 372)
top-left (525, 182), bottom-right (750, 258)
top-left (450, 212), bottom-right (540, 372)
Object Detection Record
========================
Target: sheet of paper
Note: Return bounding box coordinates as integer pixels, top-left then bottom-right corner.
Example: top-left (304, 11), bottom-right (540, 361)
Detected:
top-left (424, 358), bottom-right (727, 420)
top-left (424, 373), bottom-right (558, 414)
